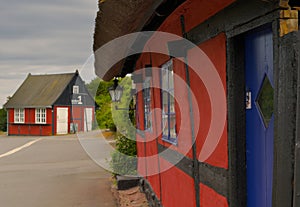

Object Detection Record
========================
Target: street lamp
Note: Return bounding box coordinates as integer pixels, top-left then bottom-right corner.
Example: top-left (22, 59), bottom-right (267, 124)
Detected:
top-left (108, 78), bottom-right (136, 111)
top-left (108, 78), bottom-right (123, 102)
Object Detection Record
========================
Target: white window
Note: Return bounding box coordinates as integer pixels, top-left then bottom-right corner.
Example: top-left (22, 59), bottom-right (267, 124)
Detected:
top-left (143, 77), bottom-right (152, 131)
top-left (14, 108), bottom-right (25, 123)
top-left (161, 60), bottom-right (177, 144)
top-left (35, 108), bottom-right (46, 124)
top-left (73, 85), bottom-right (79, 94)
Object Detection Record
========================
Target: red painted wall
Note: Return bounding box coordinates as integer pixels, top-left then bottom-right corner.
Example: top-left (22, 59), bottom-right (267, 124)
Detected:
top-left (70, 106), bottom-right (95, 131)
top-left (160, 159), bottom-right (196, 207)
top-left (71, 106), bottom-right (95, 132)
top-left (189, 33), bottom-right (228, 168)
top-left (7, 106), bottom-right (95, 136)
top-left (8, 108), bottom-right (53, 136)
top-left (200, 184), bottom-right (228, 207)
top-left (72, 106), bottom-right (84, 131)
top-left (135, 0), bottom-right (235, 206)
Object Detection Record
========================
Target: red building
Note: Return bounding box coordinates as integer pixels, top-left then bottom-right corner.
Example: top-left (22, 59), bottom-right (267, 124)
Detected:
top-left (4, 71), bottom-right (96, 136)
top-left (94, 1), bottom-right (300, 207)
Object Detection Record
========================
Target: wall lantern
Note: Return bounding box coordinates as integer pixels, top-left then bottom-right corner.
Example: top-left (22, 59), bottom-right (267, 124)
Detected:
top-left (108, 78), bottom-right (135, 111)
top-left (108, 78), bottom-right (123, 102)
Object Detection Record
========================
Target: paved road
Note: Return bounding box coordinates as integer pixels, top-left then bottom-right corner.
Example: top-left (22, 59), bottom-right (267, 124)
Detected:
top-left (0, 134), bottom-right (116, 207)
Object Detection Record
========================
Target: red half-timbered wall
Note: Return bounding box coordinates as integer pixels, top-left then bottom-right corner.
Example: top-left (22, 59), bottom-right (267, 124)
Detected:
top-left (135, 0), bottom-right (235, 206)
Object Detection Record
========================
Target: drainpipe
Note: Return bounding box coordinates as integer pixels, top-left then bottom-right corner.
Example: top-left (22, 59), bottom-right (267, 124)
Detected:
top-left (52, 106), bottom-right (55, 135)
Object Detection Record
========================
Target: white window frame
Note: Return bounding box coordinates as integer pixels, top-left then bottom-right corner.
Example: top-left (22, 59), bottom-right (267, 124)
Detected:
top-left (14, 108), bottom-right (25, 123)
top-left (73, 85), bottom-right (79, 94)
top-left (35, 108), bottom-right (47, 124)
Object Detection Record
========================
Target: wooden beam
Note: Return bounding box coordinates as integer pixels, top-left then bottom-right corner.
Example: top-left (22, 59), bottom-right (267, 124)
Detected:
top-left (279, 10), bottom-right (298, 37)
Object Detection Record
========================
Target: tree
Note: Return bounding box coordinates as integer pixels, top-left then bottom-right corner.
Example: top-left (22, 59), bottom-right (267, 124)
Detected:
top-left (86, 78), bottom-right (116, 131)
top-left (0, 108), bottom-right (7, 132)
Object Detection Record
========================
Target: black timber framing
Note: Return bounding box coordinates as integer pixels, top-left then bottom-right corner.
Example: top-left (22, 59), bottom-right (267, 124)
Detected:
top-left (140, 179), bottom-right (162, 207)
top-left (272, 31), bottom-right (299, 207)
top-left (157, 144), bottom-right (228, 198)
top-left (186, 0), bottom-right (279, 45)
top-left (294, 31), bottom-right (300, 207)
top-left (227, 36), bottom-right (246, 207)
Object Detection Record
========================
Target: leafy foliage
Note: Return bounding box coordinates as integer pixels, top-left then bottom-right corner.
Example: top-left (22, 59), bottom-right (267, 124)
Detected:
top-left (110, 77), bottom-right (137, 175)
top-left (111, 76), bottom-right (136, 138)
top-left (0, 108), bottom-right (7, 132)
top-left (85, 77), bottom-right (137, 175)
top-left (110, 132), bottom-right (137, 176)
top-left (86, 78), bottom-right (116, 131)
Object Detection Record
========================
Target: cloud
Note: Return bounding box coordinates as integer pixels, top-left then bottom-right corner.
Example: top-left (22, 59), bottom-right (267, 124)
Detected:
top-left (0, 0), bottom-right (98, 106)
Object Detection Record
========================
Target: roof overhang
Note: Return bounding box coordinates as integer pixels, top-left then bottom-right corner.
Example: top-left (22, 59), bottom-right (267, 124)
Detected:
top-left (93, 0), bottom-right (186, 81)
top-left (93, 0), bottom-right (300, 81)
top-left (4, 106), bottom-right (52, 109)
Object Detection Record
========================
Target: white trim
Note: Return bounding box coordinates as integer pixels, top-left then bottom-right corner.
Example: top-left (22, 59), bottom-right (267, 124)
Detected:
top-left (14, 108), bottom-right (25, 123)
top-left (35, 108), bottom-right (47, 124)
top-left (73, 85), bottom-right (79, 94)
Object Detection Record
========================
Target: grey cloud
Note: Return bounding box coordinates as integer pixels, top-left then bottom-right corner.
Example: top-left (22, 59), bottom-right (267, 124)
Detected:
top-left (0, 0), bottom-right (98, 106)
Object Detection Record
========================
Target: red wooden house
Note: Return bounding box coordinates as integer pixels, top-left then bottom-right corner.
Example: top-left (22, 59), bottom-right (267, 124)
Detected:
top-left (94, 0), bottom-right (300, 207)
top-left (4, 71), bottom-right (96, 136)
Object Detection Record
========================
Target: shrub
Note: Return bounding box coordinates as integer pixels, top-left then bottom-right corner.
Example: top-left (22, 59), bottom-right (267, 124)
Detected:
top-left (0, 108), bottom-right (7, 132)
top-left (110, 132), bottom-right (137, 176)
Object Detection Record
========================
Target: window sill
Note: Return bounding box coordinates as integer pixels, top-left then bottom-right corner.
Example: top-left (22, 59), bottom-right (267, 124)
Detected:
top-left (162, 136), bottom-right (177, 146)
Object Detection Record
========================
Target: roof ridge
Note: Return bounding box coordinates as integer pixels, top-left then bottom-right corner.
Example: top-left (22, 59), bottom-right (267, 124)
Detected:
top-left (29, 72), bottom-right (77, 76)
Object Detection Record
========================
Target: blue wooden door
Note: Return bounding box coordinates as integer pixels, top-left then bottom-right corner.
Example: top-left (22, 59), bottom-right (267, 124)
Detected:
top-left (245, 27), bottom-right (274, 207)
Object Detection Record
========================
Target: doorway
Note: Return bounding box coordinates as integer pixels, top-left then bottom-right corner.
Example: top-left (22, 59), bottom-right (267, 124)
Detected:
top-left (84, 108), bottom-right (93, 132)
top-left (57, 107), bottom-right (69, 135)
top-left (245, 27), bottom-right (274, 207)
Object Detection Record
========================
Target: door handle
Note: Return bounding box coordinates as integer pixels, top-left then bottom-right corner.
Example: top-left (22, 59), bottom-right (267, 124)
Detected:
top-left (246, 90), bottom-right (252, 109)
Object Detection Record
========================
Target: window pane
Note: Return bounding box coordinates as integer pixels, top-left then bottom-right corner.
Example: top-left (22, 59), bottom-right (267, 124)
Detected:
top-left (73, 85), bottom-right (79, 94)
top-left (162, 70), bottom-right (168, 90)
top-left (170, 93), bottom-right (175, 113)
top-left (145, 113), bottom-right (151, 129)
top-left (169, 114), bottom-right (176, 138)
top-left (168, 70), bottom-right (174, 89)
top-left (162, 116), bottom-right (168, 137)
top-left (36, 108), bottom-right (46, 123)
top-left (143, 78), bottom-right (152, 130)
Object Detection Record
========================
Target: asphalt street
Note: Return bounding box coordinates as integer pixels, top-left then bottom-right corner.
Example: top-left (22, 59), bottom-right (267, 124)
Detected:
top-left (0, 133), bottom-right (116, 207)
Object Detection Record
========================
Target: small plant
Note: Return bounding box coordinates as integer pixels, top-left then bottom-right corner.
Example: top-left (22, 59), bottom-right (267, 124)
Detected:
top-left (110, 132), bottom-right (137, 176)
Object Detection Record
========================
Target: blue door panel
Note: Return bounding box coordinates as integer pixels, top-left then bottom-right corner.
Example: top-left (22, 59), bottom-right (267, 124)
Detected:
top-left (245, 27), bottom-right (274, 207)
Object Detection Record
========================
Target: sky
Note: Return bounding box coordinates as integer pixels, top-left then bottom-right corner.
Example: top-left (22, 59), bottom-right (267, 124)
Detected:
top-left (0, 0), bottom-right (98, 107)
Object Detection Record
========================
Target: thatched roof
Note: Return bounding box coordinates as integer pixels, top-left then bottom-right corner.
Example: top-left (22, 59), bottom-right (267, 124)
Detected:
top-left (93, 0), bottom-right (300, 81)
top-left (93, 0), bottom-right (186, 81)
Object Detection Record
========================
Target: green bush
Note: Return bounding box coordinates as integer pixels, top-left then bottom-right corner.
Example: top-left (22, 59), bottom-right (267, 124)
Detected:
top-left (110, 132), bottom-right (137, 176)
top-left (0, 108), bottom-right (7, 132)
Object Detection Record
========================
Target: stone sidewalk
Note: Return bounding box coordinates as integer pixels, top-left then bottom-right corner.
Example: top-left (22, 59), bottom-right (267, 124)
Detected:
top-left (111, 183), bottom-right (149, 207)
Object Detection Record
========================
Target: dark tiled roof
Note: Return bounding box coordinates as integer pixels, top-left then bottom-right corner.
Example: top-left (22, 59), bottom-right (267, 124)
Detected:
top-left (4, 73), bottom-right (76, 108)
